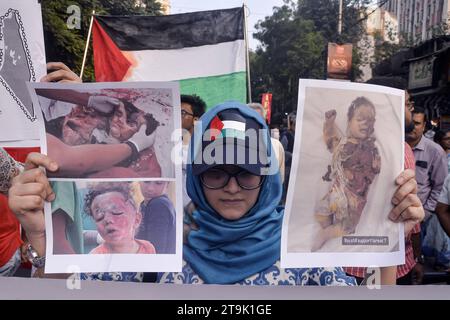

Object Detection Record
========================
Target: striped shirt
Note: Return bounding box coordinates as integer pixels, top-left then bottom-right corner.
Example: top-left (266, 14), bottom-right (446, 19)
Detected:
top-left (344, 143), bottom-right (420, 279)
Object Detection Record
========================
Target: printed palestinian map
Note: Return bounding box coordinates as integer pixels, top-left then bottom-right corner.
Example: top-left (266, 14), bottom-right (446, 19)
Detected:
top-left (0, 8), bottom-right (36, 121)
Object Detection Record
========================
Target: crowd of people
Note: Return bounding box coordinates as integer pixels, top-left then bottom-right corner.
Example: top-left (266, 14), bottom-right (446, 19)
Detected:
top-left (2, 61), bottom-right (449, 287)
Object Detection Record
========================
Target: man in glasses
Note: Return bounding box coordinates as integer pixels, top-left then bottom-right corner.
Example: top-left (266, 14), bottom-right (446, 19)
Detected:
top-left (181, 94), bottom-right (206, 140)
top-left (181, 95), bottom-right (207, 208)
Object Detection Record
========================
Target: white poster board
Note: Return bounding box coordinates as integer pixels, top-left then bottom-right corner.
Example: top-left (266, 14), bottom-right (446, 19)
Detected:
top-left (281, 79), bottom-right (405, 268)
top-left (28, 81), bottom-right (183, 273)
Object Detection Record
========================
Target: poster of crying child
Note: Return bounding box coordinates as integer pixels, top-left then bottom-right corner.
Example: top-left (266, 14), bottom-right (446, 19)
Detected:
top-left (281, 79), bottom-right (405, 268)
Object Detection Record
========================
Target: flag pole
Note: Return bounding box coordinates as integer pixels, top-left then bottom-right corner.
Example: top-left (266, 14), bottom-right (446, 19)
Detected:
top-left (80, 10), bottom-right (96, 80)
top-left (243, 4), bottom-right (252, 103)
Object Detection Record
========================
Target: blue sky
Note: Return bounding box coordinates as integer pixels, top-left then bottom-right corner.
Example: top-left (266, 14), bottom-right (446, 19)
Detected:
top-left (169, 0), bottom-right (286, 50)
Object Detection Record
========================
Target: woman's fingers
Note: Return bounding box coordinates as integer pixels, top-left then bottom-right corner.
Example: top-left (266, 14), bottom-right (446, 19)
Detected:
top-left (24, 152), bottom-right (58, 171)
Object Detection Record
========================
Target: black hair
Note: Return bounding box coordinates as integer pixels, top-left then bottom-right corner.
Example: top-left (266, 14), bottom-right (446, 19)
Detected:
top-left (434, 128), bottom-right (450, 145)
top-left (347, 96), bottom-right (376, 122)
top-left (181, 94), bottom-right (206, 118)
top-left (412, 106), bottom-right (427, 123)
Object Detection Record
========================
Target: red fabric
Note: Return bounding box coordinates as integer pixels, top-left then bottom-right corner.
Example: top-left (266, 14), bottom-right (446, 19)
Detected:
top-left (344, 143), bottom-right (418, 279)
top-left (3, 147), bottom-right (39, 162)
top-left (0, 194), bottom-right (22, 267)
top-left (92, 18), bottom-right (132, 82)
top-left (0, 148), bottom-right (38, 267)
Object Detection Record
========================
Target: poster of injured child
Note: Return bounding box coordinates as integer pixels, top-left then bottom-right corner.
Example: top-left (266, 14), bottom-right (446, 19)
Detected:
top-left (281, 79), bottom-right (405, 268)
top-left (43, 180), bottom-right (181, 273)
top-left (28, 82), bottom-right (180, 179)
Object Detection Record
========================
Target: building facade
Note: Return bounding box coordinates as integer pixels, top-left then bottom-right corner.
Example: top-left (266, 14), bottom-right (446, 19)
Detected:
top-left (381, 0), bottom-right (450, 43)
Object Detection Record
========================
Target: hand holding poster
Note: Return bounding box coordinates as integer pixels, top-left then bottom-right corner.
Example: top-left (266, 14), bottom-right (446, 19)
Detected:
top-left (281, 79), bottom-right (405, 268)
top-left (27, 81), bottom-right (183, 273)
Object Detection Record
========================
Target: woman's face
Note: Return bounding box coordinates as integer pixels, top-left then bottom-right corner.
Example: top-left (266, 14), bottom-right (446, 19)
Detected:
top-left (348, 105), bottom-right (375, 139)
top-left (90, 191), bottom-right (141, 245)
top-left (109, 102), bottom-right (142, 141)
top-left (201, 165), bottom-right (261, 220)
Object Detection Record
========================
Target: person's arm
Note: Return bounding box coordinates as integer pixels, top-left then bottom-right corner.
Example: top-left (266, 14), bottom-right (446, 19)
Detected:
top-left (36, 89), bottom-right (120, 115)
top-left (47, 134), bottom-right (133, 177)
top-left (52, 210), bottom-right (75, 254)
top-left (0, 148), bottom-right (21, 194)
top-left (380, 267), bottom-right (397, 285)
top-left (423, 152), bottom-right (448, 214)
top-left (436, 202), bottom-right (450, 237)
top-left (36, 89), bottom-right (91, 106)
top-left (8, 153), bottom-right (58, 277)
top-left (386, 169), bottom-right (425, 285)
top-left (323, 110), bottom-right (342, 153)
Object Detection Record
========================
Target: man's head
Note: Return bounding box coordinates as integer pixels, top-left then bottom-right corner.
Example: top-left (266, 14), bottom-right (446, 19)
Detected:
top-left (365, 76), bottom-right (414, 134)
top-left (406, 107), bottom-right (427, 146)
top-left (181, 94), bottom-right (206, 134)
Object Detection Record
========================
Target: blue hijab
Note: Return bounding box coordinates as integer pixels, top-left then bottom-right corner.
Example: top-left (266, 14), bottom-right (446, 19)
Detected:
top-left (184, 101), bottom-right (284, 284)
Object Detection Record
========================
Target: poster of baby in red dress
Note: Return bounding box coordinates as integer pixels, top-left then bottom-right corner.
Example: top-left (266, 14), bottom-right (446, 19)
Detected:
top-left (281, 79), bottom-right (405, 268)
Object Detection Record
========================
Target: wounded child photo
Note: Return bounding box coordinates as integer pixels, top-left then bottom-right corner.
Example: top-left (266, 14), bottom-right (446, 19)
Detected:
top-left (32, 85), bottom-right (176, 179)
top-left (312, 97), bottom-right (381, 251)
top-left (285, 82), bottom-right (403, 257)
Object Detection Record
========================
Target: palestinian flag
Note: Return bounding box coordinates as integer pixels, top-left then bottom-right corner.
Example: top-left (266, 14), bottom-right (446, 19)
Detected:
top-left (92, 7), bottom-right (247, 109)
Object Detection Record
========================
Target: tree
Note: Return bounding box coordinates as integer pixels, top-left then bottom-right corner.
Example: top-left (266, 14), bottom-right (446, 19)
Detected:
top-left (251, 0), bottom-right (374, 113)
top-left (252, 2), bottom-right (324, 113)
top-left (41, 0), bottom-right (162, 81)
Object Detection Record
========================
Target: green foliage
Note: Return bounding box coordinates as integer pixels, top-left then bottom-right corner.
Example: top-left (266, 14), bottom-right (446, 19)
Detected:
top-left (251, 0), bottom-right (373, 113)
top-left (41, 0), bottom-right (162, 82)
